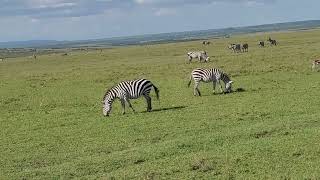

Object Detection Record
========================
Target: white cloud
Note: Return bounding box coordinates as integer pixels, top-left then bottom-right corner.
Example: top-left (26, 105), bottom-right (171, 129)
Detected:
top-left (0, 0), bottom-right (275, 19)
top-left (30, 18), bottom-right (39, 22)
top-left (154, 8), bottom-right (177, 16)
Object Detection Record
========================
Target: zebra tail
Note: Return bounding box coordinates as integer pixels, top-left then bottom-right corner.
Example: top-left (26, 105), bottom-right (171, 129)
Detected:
top-left (153, 85), bottom-right (160, 100)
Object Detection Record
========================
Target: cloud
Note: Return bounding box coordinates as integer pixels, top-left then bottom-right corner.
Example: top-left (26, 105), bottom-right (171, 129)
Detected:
top-left (154, 8), bottom-right (177, 16)
top-left (0, 0), bottom-right (275, 19)
top-left (0, 0), bottom-right (132, 18)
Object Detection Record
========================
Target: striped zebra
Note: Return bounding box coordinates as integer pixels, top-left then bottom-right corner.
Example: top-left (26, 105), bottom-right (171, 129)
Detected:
top-left (259, 41), bottom-right (265, 47)
top-left (312, 59), bottom-right (320, 71)
top-left (187, 68), bottom-right (233, 96)
top-left (187, 51), bottom-right (209, 63)
top-left (268, 37), bottom-right (277, 46)
top-left (102, 79), bottom-right (159, 116)
top-left (242, 43), bottom-right (249, 52)
top-left (228, 43), bottom-right (241, 53)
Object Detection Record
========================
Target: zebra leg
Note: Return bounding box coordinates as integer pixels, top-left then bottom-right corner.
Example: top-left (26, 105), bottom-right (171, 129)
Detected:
top-left (144, 95), bottom-right (152, 112)
top-left (212, 81), bottom-right (216, 94)
top-left (312, 63), bottom-right (315, 71)
top-left (218, 81), bottom-right (223, 93)
top-left (194, 82), bottom-right (201, 96)
top-left (120, 99), bottom-right (126, 115)
top-left (126, 99), bottom-right (136, 113)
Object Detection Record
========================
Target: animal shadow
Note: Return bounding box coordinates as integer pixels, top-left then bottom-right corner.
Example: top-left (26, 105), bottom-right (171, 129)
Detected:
top-left (222, 87), bottom-right (246, 95)
top-left (142, 106), bottom-right (187, 113)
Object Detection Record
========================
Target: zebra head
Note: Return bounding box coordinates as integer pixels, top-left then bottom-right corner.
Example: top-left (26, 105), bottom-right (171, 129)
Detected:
top-left (102, 101), bottom-right (111, 116)
top-left (228, 44), bottom-right (235, 49)
top-left (102, 90), bottom-right (115, 116)
top-left (225, 81), bottom-right (233, 93)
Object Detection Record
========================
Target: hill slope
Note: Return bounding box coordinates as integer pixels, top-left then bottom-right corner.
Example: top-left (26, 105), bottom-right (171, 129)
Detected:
top-left (1, 20), bottom-right (320, 48)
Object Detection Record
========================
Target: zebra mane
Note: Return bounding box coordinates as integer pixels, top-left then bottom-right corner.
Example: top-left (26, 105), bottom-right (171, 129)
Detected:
top-left (221, 71), bottom-right (231, 83)
top-left (102, 88), bottom-right (115, 102)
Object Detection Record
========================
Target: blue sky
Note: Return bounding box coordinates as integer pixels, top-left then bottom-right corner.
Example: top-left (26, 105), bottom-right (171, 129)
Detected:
top-left (0, 0), bottom-right (320, 42)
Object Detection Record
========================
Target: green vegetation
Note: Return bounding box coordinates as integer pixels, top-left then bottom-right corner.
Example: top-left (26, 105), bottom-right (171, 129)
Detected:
top-left (1, 29), bottom-right (320, 179)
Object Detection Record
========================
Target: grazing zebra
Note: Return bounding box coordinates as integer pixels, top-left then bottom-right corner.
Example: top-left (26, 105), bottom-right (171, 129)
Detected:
top-left (187, 51), bottom-right (209, 63)
top-left (228, 43), bottom-right (241, 53)
top-left (312, 60), bottom-right (320, 71)
top-left (259, 41), bottom-right (265, 47)
top-left (228, 43), bottom-right (235, 50)
top-left (187, 68), bottom-right (233, 96)
top-left (202, 41), bottom-right (211, 45)
top-left (102, 79), bottom-right (159, 116)
top-left (268, 37), bottom-right (277, 46)
top-left (242, 43), bottom-right (249, 52)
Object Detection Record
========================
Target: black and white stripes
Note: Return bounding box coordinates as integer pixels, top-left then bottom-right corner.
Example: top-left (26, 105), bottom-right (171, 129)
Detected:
top-left (312, 60), bottom-right (320, 71)
top-left (188, 68), bottom-right (233, 96)
top-left (187, 51), bottom-right (209, 63)
top-left (102, 79), bottom-right (159, 116)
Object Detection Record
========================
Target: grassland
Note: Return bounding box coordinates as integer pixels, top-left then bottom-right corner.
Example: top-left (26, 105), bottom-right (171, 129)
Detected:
top-left (1, 29), bottom-right (320, 179)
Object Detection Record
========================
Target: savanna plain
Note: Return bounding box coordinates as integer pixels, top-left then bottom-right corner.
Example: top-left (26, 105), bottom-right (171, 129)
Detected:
top-left (1, 29), bottom-right (320, 179)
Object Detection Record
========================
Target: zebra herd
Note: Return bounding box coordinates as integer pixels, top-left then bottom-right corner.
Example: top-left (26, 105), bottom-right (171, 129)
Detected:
top-left (102, 36), bottom-right (320, 116)
top-left (102, 67), bottom-right (233, 116)
top-left (102, 40), bottom-right (238, 116)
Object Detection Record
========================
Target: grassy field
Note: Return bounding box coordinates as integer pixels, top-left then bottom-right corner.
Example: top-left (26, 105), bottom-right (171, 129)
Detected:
top-left (1, 29), bottom-right (320, 179)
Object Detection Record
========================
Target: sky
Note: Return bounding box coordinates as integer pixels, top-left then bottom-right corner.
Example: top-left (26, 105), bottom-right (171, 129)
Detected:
top-left (0, 0), bottom-right (320, 42)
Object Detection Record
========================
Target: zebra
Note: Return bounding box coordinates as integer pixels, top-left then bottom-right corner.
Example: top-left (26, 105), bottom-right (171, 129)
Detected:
top-left (242, 43), bottom-right (249, 52)
top-left (228, 43), bottom-right (235, 50)
top-left (102, 79), bottom-right (159, 116)
top-left (202, 41), bottom-right (211, 45)
top-left (259, 41), bottom-right (265, 47)
top-left (312, 60), bottom-right (320, 71)
top-left (187, 51), bottom-right (209, 63)
top-left (187, 68), bottom-right (233, 96)
top-left (268, 37), bottom-right (277, 46)
top-left (228, 43), bottom-right (241, 53)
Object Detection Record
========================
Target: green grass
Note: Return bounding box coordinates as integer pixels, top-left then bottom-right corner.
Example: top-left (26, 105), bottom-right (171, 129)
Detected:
top-left (1, 29), bottom-right (320, 179)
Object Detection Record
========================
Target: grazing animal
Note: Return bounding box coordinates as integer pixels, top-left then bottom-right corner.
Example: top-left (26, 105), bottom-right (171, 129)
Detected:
top-left (268, 37), bottom-right (277, 46)
top-left (312, 60), bottom-right (320, 71)
top-left (187, 51), bottom-right (210, 63)
top-left (33, 54), bottom-right (37, 59)
top-left (202, 41), bottom-right (211, 45)
top-left (228, 43), bottom-right (235, 50)
top-left (228, 43), bottom-right (241, 53)
top-left (102, 79), bottom-right (159, 116)
top-left (259, 41), bottom-right (265, 47)
top-left (187, 68), bottom-right (233, 96)
top-left (242, 43), bottom-right (249, 52)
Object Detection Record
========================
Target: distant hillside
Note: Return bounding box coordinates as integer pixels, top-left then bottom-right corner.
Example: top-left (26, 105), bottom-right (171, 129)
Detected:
top-left (1, 20), bottom-right (320, 49)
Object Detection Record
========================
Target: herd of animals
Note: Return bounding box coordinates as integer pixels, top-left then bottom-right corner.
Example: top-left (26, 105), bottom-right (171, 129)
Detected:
top-left (1, 36), bottom-right (317, 117)
top-left (102, 36), bottom-right (320, 117)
